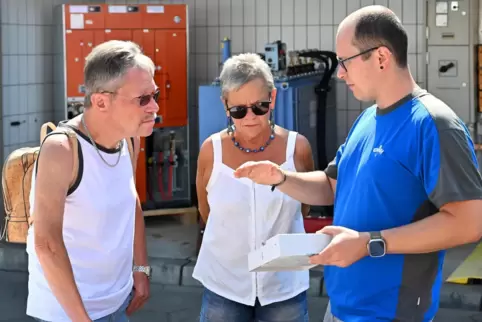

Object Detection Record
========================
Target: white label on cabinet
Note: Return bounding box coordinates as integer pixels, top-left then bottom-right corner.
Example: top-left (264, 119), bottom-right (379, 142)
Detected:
top-left (70, 14), bottom-right (84, 29)
top-left (147, 6), bottom-right (164, 13)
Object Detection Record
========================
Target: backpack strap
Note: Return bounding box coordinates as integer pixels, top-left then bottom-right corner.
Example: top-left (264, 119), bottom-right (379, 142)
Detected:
top-left (40, 122), bottom-right (57, 143)
top-left (63, 128), bottom-right (80, 190)
top-left (36, 123), bottom-right (80, 193)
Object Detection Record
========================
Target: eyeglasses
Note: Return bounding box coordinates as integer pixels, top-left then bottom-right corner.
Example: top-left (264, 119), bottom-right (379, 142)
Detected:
top-left (338, 46), bottom-right (380, 71)
top-left (137, 88), bottom-right (160, 106)
top-left (101, 88), bottom-right (160, 107)
top-left (226, 101), bottom-right (271, 119)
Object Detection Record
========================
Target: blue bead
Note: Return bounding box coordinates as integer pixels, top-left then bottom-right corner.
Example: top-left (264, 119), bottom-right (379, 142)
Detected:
top-left (234, 141), bottom-right (239, 146)
top-left (246, 149), bottom-right (251, 152)
top-left (239, 147), bottom-right (244, 151)
top-left (253, 149), bottom-right (257, 153)
top-left (260, 146), bottom-right (265, 151)
top-left (270, 134), bottom-right (275, 139)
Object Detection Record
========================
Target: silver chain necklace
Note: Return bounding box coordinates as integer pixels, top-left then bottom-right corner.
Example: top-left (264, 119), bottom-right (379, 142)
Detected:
top-left (81, 114), bottom-right (122, 168)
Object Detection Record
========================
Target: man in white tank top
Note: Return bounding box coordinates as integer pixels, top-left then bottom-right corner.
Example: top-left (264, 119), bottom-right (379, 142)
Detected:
top-left (26, 40), bottom-right (158, 322)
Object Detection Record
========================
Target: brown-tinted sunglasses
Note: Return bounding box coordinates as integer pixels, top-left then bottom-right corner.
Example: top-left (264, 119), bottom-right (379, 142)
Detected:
top-left (102, 88), bottom-right (160, 107)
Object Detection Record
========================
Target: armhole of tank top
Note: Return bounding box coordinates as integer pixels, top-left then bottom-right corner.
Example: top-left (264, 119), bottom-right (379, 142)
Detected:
top-left (34, 132), bottom-right (84, 197)
top-left (286, 131), bottom-right (297, 164)
top-left (206, 132), bottom-right (222, 191)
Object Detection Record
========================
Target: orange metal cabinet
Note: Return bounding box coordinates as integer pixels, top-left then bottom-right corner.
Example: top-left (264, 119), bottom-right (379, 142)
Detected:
top-left (142, 5), bottom-right (187, 29)
top-left (101, 30), bottom-right (133, 42)
top-left (132, 30), bottom-right (155, 59)
top-left (65, 31), bottom-right (95, 97)
top-left (64, 4), bottom-right (105, 30)
top-left (55, 3), bottom-right (190, 208)
top-left (154, 30), bottom-right (188, 128)
top-left (104, 5), bottom-right (143, 29)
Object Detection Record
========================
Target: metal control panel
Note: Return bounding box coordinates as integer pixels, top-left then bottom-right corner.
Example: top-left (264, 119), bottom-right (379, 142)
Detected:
top-left (426, 0), bottom-right (478, 126)
top-left (427, 0), bottom-right (469, 46)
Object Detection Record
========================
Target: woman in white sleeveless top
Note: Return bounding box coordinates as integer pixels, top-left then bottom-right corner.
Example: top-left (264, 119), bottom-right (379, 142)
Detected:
top-left (193, 53), bottom-right (315, 322)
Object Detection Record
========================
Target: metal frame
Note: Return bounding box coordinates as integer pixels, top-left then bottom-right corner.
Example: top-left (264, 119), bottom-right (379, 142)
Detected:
top-left (185, 4), bottom-right (192, 205)
top-left (53, 4), bottom-right (68, 123)
top-left (0, 10), bottom-right (4, 219)
top-left (468, 0), bottom-right (480, 141)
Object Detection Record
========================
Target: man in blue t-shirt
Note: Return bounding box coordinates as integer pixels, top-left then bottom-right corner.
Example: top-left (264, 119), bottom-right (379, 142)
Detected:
top-left (233, 5), bottom-right (482, 322)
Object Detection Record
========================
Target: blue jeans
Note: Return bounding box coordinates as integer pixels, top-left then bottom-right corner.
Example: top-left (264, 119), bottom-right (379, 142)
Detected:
top-left (200, 288), bottom-right (309, 322)
top-left (35, 293), bottom-right (131, 322)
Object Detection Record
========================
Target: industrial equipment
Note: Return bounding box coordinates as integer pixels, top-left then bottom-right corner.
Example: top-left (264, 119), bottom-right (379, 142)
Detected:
top-left (264, 41), bottom-right (287, 72)
top-left (198, 42), bottom-right (338, 215)
top-left (53, 3), bottom-right (192, 210)
top-left (426, 0), bottom-right (478, 136)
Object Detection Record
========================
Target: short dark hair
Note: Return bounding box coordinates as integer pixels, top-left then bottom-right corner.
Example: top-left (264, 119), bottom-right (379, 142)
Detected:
top-left (352, 10), bottom-right (408, 68)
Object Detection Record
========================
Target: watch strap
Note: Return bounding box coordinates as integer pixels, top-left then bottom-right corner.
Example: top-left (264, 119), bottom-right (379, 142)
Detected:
top-left (369, 231), bottom-right (382, 240)
top-left (271, 168), bottom-right (287, 192)
top-left (133, 265), bottom-right (151, 277)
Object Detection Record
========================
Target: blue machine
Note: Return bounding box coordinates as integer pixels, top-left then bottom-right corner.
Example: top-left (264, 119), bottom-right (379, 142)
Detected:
top-left (221, 37), bottom-right (231, 64)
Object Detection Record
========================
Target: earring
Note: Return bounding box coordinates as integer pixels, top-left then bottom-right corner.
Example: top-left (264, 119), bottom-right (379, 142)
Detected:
top-left (227, 116), bottom-right (234, 134)
top-left (269, 110), bottom-right (275, 130)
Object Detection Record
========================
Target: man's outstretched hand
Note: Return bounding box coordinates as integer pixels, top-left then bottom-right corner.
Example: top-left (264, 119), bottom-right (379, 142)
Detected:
top-left (234, 161), bottom-right (285, 186)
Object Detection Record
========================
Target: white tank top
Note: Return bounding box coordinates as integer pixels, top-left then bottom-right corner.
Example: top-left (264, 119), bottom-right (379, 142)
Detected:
top-left (192, 131), bottom-right (309, 306)
top-left (26, 126), bottom-right (136, 321)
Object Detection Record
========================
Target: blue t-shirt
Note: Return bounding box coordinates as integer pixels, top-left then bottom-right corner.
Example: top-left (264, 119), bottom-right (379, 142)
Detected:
top-left (323, 89), bottom-right (482, 321)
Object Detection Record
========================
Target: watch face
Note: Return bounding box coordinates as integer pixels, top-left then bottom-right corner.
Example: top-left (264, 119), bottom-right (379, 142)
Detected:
top-left (369, 240), bottom-right (386, 257)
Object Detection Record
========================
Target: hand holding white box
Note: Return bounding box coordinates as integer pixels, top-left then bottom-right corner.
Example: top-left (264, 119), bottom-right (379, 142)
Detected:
top-left (248, 233), bottom-right (332, 272)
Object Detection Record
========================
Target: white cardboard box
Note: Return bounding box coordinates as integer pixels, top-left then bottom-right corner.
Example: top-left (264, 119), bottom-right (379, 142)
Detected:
top-left (248, 233), bottom-right (332, 272)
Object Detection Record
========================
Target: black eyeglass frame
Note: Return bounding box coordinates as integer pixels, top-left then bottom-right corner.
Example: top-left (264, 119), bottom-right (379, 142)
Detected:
top-left (338, 46), bottom-right (380, 71)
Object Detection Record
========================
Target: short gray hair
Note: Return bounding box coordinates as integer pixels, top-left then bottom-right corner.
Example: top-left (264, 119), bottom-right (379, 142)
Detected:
top-left (219, 53), bottom-right (275, 99)
top-left (83, 40), bottom-right (155, 107)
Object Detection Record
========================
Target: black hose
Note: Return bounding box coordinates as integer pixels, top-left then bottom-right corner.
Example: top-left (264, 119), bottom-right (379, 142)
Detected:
top-left (298, 51), bottom-right (338, 170)
top-left (299, 51), bottom-right (338, 217)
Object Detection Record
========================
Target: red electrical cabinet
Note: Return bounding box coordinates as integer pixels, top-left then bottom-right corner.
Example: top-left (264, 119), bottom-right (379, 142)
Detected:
top-left (54, 3), bottom-right (192, 210)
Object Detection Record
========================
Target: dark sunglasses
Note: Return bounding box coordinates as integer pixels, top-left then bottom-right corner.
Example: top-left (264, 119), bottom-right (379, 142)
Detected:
top-left (226, 101), bottom-right (271, 119)
top-left (137, 88), bottom-right (160, 106)
top-left (101, 88), bottom-right (160, 107)
top-left (338, 46), bottom-right (380, 71)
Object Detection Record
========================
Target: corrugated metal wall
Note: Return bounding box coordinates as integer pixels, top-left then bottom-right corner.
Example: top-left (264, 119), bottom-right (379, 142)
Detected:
top-left (0, 0), bottom-right (426, 158)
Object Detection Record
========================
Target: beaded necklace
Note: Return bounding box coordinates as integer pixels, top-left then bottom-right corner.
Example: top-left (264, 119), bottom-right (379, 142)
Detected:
top-left (230, 127), bottom-right (275, 153)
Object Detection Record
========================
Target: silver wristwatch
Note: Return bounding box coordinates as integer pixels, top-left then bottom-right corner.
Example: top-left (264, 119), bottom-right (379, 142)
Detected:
top-left (133, 265), bottom-right (152, 279)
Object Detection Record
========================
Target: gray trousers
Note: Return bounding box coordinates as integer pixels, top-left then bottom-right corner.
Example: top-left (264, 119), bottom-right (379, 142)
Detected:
top-left (323, 302), bottom-right (343, 322)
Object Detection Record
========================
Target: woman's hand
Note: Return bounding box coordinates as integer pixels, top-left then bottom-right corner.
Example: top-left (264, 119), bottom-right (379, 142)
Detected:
top-left (233, 161), bottom-right (285, 186)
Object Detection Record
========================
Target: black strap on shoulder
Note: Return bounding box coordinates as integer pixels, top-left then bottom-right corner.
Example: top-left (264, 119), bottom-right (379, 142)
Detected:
top-left (35, 131), bottom-right (84, 196)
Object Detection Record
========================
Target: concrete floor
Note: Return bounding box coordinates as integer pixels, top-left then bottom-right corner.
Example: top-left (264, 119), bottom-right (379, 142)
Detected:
top-left (145, 215), bottom-right (199, 260)
top-left (1, 270), bottom-right (481, 322)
